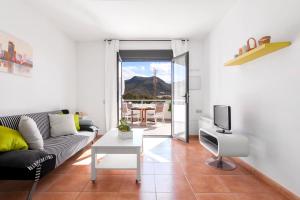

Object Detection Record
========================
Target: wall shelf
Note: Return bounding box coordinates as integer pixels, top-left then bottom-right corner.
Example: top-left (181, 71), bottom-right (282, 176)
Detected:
top-left (224, 42), bottom-right (291, 66)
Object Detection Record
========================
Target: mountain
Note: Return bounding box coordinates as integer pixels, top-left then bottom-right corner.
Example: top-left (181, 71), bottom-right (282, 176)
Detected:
top-left (124, 76), bottom-right (171, 98)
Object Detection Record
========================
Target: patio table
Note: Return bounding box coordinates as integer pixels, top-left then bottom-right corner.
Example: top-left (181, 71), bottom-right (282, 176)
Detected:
top-left (131, 106), bottom-right (155, 126)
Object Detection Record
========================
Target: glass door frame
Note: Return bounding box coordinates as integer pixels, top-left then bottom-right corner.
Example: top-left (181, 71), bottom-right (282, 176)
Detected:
top-left (116, 55), bottom-right (173, 137)
top-left (171, 52), bottom-right (189, 143)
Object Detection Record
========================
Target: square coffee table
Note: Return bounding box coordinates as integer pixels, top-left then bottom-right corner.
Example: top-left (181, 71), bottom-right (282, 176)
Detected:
top-left (91, 128), bottom-right (143, 182)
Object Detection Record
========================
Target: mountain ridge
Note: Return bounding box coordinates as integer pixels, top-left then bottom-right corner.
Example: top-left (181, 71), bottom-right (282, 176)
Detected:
top-left (123, 76), bottom-right (171, 99)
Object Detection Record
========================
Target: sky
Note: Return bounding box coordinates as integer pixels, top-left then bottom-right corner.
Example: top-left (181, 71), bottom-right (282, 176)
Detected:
top-left (122, 61), bottom-right (171, 83)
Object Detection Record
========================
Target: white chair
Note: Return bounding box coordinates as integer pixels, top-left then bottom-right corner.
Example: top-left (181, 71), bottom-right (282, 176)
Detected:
top-left (147, 103), bottom-right (167, 124)
top-left (122, 103), bottom-right (140, 123)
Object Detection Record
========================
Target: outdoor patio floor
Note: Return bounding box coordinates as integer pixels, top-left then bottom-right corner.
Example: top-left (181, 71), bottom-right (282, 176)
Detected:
top-left (129, 121), bottom-right (171, 136)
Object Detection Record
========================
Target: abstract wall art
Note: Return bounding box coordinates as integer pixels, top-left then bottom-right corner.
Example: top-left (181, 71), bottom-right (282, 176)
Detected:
top-left (0, 31), bottom-right (33, 77)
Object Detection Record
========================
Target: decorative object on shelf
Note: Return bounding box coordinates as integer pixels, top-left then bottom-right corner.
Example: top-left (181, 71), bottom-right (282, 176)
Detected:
top-left (258, 36), bottom-right (271, 45)
top-left (117, 118), bottom-right (133, 139)
top-left (238, 47), bottom-right (243, 55)
top-left (0, 31), bottom-right (33, 77)
top-left (225, 42), bottom-right (291, 66)
top-left (246, 37), bottom-right (257, 51)
top-left (76, 111), bottom-right (88, 120)
top-left (242, 45), bottom-right (248, 54)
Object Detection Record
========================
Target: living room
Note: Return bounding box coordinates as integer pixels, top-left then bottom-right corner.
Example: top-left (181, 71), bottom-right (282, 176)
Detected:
top-left (0, 0), bottom-right (299, 200)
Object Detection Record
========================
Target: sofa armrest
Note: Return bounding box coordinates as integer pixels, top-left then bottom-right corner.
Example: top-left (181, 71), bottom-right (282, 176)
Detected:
top-left (80, 125), bottom-right (99, 132)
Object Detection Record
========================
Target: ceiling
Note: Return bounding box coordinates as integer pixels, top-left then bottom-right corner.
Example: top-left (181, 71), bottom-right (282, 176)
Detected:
top-left (25, 0), bottom-right (237, 41)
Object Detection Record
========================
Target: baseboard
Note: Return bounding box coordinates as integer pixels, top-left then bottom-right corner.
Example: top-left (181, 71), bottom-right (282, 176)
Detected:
top-left (233, 158), bottom-right (300, 200)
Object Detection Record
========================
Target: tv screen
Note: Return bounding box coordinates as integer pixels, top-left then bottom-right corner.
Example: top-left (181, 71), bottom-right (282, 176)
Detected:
top-left (214, 105), bottom-right (231, 130)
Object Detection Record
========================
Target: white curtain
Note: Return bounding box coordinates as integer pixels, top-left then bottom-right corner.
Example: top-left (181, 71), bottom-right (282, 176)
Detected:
top-left (104, 40), bottom-right (119, 131)
top-left (171, 40), bottom-right (189, 57)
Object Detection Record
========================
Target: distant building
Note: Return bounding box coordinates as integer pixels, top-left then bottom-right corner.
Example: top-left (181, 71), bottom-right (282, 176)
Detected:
top-left (8, 41), bottom-right (15, 62)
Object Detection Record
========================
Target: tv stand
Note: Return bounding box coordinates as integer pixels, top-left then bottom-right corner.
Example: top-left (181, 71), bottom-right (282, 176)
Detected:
top-left (199, 128), bottom-right (249, 170)
top-left (216, 129), bottom-right (232, 134)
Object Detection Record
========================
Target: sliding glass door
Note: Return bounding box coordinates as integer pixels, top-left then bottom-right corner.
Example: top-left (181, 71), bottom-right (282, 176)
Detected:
top-left (171, 52), bottom-right (189, 142)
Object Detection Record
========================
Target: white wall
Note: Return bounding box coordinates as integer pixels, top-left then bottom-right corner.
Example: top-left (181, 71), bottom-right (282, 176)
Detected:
top-left (202, 0), bottom-right (300, 195)
top-left (0, 0), bottom-right (77, 115)
top-left (76, 41), bottom-right (106, 130)
top-left (76, 40), bottom-right (203, 133)
top-left (188, 39), bottom-right (203, 134)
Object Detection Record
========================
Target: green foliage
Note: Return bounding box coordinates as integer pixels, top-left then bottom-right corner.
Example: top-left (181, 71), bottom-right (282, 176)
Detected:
top-left (117, 118), bottom-right (131, 132)
top-left (168, 102), bottom-right (172, 112)
top-left (122, 92), bottom-right (154, 100)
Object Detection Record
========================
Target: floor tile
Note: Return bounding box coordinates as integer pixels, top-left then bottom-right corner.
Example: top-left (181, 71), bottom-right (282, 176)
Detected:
top-left (97, 170), bottom-right (131, 175)
top-left (0, 137), bottom-right (289, 200)
top-left (234, 193), bottom-right (288, 200)
top-left (141, 163), bottom-right (155, 174)
top-left (76, 192), bottom-right (118, 200)
top-left (36, 173), bottom-right (64, 192)
top-left (154, 163), bottom-right (183, 175)
top-left (196, 193), bottom-right (237, 200)
top-left (219, 175), bottom-right (273, 193)
top-left (155, 174), bottom-right (193, 193)
top-left (52, 162), bottom-right (75, 174)
top-left (117, 192), bottom-right (156, 200)
top-left (181, 160), bottom-right (250, 176)
top-left (0, 180), bottom-right (31, 192)
top-left (120, 175), bottom-right (155, 193)
top-left (0, 192), bottom-right (28, 200)
top-left (33, 192), bottom-right (79, 200)
top-left (47, 174), bottom-right (89, 192)
top-left (84, 175), bottom-right (124, 192)
top-left (187, 174), bottom-right (230, 193)
top-left (68, 164), bottom-right (91, 174)
top-left (156, 192), bottom-right (197, 200)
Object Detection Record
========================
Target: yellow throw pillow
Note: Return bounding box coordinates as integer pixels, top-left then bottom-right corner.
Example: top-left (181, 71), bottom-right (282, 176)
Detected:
top-left (74, 114), bottom-right (80, 131)
top-left (0, 126), bottom-right (28, 152)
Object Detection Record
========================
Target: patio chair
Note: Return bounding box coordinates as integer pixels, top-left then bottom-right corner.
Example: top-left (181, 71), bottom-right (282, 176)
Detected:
top-left (122, 102), bottom-right (140, 123)
top-left (147, 102), bottom-right (166, 124)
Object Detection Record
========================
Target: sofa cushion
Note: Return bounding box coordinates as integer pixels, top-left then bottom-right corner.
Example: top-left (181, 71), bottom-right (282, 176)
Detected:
top-left (0, 150), bottom-right (56, 180)
top-left (18, 116), bottom-right (44, 150)
top-left (43, 131), bottom-right (95, 167)
top-left (48, 114), bottom-right (77, 137)
top-left (0, 110), bottom-right (62, 139)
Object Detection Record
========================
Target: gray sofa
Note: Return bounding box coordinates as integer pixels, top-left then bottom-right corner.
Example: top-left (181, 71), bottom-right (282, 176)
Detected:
top-left (0, 109), bottom-right (96, 200)
top-left (0, 109), bottom-right (96, 167)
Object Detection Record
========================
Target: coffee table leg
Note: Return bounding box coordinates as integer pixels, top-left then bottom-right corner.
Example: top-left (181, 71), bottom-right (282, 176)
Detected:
top-left (91, 149), bottom-right (96, 181)
top-left (136, 150), bottom-right (141, 182)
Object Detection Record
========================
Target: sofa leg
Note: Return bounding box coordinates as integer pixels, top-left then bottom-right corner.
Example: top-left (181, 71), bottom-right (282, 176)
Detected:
top-left (27, 181), bottom-right (38, 200)
top-left (27, 164), bottom-right (42, 200)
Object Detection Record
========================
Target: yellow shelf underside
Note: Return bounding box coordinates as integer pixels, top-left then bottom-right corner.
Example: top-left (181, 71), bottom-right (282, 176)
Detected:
top-left (224, 42), bottom-right (291, 66)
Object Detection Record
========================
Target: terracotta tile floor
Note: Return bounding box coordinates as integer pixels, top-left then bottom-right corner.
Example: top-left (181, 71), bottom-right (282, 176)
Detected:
top-left (0, 137), bottom-right (288, 200)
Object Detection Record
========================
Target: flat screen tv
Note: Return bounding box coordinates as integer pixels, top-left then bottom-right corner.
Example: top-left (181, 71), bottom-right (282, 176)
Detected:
top-left (214, 105), bottom-right (231, 133)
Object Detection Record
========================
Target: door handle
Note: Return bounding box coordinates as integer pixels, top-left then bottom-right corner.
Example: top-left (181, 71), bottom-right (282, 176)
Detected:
top-left (182, 93), bottom-right (189, 104)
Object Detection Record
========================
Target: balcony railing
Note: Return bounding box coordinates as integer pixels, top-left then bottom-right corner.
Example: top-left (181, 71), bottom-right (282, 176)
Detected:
top-left (122, 99), bottom-right (171, 104)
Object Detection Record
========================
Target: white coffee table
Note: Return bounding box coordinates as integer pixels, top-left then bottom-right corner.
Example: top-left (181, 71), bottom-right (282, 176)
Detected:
top-left (91, 128), bottom-right (143, 182)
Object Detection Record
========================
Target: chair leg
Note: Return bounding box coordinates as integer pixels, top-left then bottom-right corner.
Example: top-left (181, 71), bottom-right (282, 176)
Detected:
top-left (27, 181), bottom-right (38, 200)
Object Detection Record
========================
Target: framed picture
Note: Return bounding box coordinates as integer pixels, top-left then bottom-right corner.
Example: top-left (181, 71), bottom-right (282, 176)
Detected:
top-left (0, 31), bottom-right (33, 77)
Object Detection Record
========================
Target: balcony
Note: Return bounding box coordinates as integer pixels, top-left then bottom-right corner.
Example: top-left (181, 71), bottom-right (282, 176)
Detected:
top-left (121, 99), bottom-right (171, 136)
